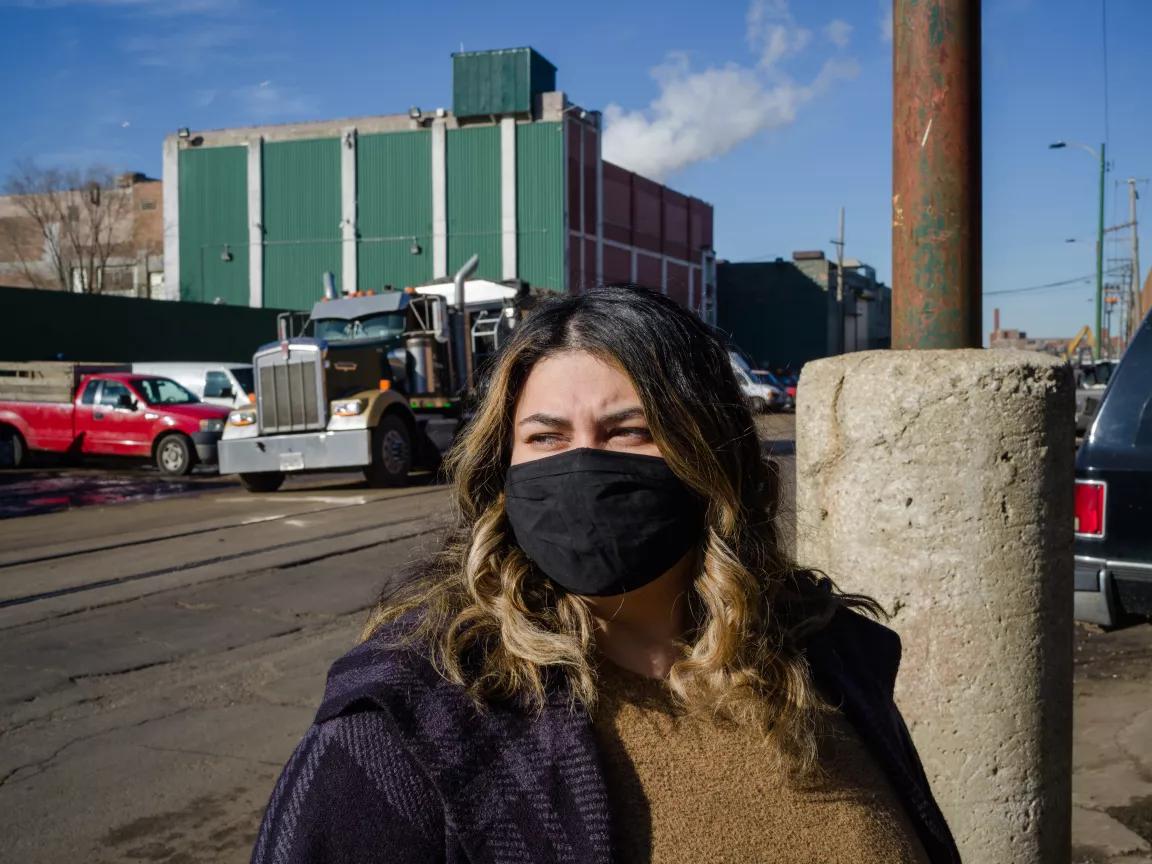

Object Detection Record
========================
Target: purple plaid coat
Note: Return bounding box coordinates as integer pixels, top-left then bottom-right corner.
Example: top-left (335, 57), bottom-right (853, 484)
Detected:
top-left (251, 608), bottom-right (960, 863)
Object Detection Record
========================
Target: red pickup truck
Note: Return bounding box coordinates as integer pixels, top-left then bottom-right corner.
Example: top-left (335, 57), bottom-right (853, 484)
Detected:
top-left (0, 363), bottom-right (230, 476)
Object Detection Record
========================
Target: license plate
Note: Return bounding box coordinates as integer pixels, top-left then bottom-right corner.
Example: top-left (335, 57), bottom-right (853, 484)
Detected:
top-left (279, 452), bottom-right (305, 472)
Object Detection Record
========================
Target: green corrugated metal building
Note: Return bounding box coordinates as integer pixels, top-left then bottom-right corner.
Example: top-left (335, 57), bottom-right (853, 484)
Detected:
top-left (164, 47), bottom-right (716, 320)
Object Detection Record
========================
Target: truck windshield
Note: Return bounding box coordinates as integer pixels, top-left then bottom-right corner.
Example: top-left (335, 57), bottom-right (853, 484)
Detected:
top-left (231, 368), bottom-right (254, 394)
top-left (136, 377), bottom-right (199, 405)
top-left (314, 314), bottom-right (406, 344)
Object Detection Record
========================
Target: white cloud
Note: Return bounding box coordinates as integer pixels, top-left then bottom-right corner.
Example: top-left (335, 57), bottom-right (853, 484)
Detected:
top-left (234, 81), bottom-right (314, 122)
top-left (825, 19), bottom-right (853, 49)
top-left (602, 1), bottom-right (859, 181)
top-left (880, 3), bottom-right (894, 43)
top-left (745, 0), bottom-right (811, 67)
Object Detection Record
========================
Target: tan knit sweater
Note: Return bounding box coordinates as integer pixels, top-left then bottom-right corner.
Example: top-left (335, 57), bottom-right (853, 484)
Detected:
top-left (591, 660), bottom-right (931, 864)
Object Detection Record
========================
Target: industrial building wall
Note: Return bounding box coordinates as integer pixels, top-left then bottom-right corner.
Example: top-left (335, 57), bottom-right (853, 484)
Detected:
top-left (515, 123), bottom-right (564, 289)
top-left (592, 158), bottom-right (714, 317)
top-left (716, 261), bottom-right (834, 370)
top-left (178, 147), bottom-right (248, 305)
top-left (173, 120), bottom-right (571, 308)
top-left (446, 126), bottom-right (503, 282)
top-left (262, 138), bottom-right (343, 309)
top-left (357, 131), bottom-right (433, 291)
top-left (168, 115), bottom-right (709, 317)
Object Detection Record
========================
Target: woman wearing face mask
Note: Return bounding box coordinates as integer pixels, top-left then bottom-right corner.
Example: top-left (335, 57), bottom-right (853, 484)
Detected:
top-left (251, 285), bottom-right (959, 864)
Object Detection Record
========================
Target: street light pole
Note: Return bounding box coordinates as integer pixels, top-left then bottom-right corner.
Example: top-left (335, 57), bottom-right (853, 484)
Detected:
top-left (1095, 142), bottom-right (1106, 360)
top-left (1050, 140), bottom-right (1107, 360)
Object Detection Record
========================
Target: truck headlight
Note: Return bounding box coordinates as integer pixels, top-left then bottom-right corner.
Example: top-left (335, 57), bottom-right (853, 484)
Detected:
top-left (331, 399), bottom-right (365, 417)
top-left (200, 419), bottom-right (225, 433)
top-left (227, 410), bottom-right (256, 427)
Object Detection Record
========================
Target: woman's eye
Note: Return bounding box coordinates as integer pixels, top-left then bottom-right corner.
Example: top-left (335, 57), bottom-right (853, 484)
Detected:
top-left (527, 433), bottom-right (564, 446)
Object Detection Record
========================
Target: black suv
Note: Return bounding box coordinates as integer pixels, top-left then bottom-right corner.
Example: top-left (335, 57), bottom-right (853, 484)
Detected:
top-left (1074, 310), bottom-right (1152, 626)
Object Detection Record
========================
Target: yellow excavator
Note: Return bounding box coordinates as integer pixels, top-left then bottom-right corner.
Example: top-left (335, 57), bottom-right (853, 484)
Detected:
top-left (1065, 325), bottom-right (1094, 362)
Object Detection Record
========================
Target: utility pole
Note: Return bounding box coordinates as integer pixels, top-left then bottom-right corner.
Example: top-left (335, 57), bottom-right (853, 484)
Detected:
top-left (892, 0), bottom-right (981, 347)
top-left (831, 207), bottom-right (846, 352)
top-left (1095, 143), bottom-right (1107, 359)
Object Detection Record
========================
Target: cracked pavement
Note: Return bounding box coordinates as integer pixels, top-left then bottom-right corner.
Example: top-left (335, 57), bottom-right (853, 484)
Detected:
top-left (0, 471), bottom-right (450, 863)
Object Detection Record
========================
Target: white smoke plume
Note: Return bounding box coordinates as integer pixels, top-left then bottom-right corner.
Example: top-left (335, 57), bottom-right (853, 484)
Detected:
top-left (602, 0), bottom-right (858, 181)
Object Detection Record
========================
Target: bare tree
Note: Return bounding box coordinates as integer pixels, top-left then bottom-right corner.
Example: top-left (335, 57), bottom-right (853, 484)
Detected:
top-left (2, 160), bottom-right (136, 293)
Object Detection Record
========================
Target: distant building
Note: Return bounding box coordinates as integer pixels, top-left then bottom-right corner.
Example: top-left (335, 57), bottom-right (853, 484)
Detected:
top-left (988, 309), bottom-right (1068, 356)
top-left (164, 47), bottom-right (716, 319)
top-left (716, 250), bottom-right (891, 370)
top-left (0, 172), bottom-right (163, 297)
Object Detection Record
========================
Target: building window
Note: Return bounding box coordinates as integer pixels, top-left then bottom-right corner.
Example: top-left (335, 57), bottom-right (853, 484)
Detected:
top-left (140, 200), bottom-right (157, 211)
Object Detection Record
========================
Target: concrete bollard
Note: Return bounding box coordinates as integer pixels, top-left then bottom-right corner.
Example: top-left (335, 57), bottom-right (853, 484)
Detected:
top-left (796, 349), bottom-right (1075, 864)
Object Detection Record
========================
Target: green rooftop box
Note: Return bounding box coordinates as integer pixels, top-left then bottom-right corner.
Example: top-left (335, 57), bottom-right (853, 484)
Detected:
top-left (452, 47), bottom-right (557, 119)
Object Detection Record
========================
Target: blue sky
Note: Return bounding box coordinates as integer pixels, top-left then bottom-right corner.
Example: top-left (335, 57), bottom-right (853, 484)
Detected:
top-left (2, 0), bottom-right (1148, 341)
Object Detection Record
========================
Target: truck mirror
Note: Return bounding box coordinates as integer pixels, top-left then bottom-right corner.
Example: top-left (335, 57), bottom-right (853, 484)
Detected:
top-left (117, 393), bottom-right (136, 410)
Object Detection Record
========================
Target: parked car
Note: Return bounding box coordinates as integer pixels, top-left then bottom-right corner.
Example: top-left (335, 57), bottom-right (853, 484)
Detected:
top-left (0, 362), bottom-right (230, 476)
top-left (752, 369), bottom-right (795, 411)
top-left (1073, 359), bottom-right (1118, 437)
top-left (1074, 313), bottom-right (1152, 627)
top-left (132, 362), bottom-right (255, 409)
top-left (728, 351), bottom-right (780, 413)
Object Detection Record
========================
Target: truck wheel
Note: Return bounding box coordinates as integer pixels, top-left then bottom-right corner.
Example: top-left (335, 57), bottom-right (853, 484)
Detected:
top-left (0, 428), bottom-right (26, 469)
top-left (365, 415), bottom-right (412, 487)
top-left (239, 472), bottom-right (285, 493)
top-left (156, 434), bottom-right (194, 477)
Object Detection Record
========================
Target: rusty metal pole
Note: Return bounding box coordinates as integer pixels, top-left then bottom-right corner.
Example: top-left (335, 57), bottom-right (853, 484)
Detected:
top-left (892, 0), bottom-right (982, 349)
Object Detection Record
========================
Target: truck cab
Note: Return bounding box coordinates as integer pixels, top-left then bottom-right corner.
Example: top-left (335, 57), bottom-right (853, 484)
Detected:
top-left (220, 264), bottom-right (520, 493)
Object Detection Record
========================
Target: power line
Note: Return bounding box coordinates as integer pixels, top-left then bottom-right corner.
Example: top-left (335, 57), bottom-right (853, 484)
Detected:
top-left (984, 267), bottom-right (1129, 297)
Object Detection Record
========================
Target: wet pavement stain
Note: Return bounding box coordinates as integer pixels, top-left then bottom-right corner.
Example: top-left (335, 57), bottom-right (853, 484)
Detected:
top-left (1107, 795), bottom-right (1152, 846)
top-left (0, 470), bottom-right (233, 519)
top-left (99, 788), bottom-right (261, 863)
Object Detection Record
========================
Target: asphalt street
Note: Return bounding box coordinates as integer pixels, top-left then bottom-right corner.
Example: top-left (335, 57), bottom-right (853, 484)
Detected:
top-left (0, 472), bottom-right (453, 863)
top-left (0, 415), bottom-right (1148, 864)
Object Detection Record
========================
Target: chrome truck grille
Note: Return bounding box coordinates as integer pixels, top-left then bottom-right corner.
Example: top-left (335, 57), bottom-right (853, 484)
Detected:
top-left (254, 344), bottom-right (326, 434)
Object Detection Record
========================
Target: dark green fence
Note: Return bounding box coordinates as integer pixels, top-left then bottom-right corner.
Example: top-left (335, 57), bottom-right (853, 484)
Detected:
top-left (0, 287), bottom-right (287, 363)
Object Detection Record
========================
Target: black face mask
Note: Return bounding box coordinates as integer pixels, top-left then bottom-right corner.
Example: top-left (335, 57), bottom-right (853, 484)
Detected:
top-left (504, 448), bottom-right (705, 597)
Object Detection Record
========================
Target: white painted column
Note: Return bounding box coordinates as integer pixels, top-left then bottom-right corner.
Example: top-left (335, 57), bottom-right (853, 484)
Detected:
top-left (247, 136), bottom-right (263, 308)
top-left (161, 135), bottom-right (180, 301)
top-left (431, 118), bottom-right (448, 279)
top-left (341, 127), bottom-right (358, 294)
top-left (500, 117), bottom-right (517, 282)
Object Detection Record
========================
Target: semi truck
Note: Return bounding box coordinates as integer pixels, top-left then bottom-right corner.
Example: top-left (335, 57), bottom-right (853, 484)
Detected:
top-left (0, 362), bottom-right (230, 475)
top-left (220, 257), bottom-right (520, 492)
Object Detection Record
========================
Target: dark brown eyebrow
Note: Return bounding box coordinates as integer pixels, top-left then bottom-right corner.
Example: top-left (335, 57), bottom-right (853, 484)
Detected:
top-left (518, 412), bottom-right (571, 429)
top-left (517, 407), bottom-right (646, 428)
top-left (599, 407), bottom-right (647, 425)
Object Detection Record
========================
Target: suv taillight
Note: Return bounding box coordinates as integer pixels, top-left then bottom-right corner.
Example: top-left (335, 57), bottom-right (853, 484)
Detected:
top-left (1074, 480), bottom-right (1106, 538)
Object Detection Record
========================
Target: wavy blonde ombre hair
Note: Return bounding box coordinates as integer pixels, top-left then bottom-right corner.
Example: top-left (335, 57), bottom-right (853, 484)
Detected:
top-left (362, 285), bottom-right (876, 768)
